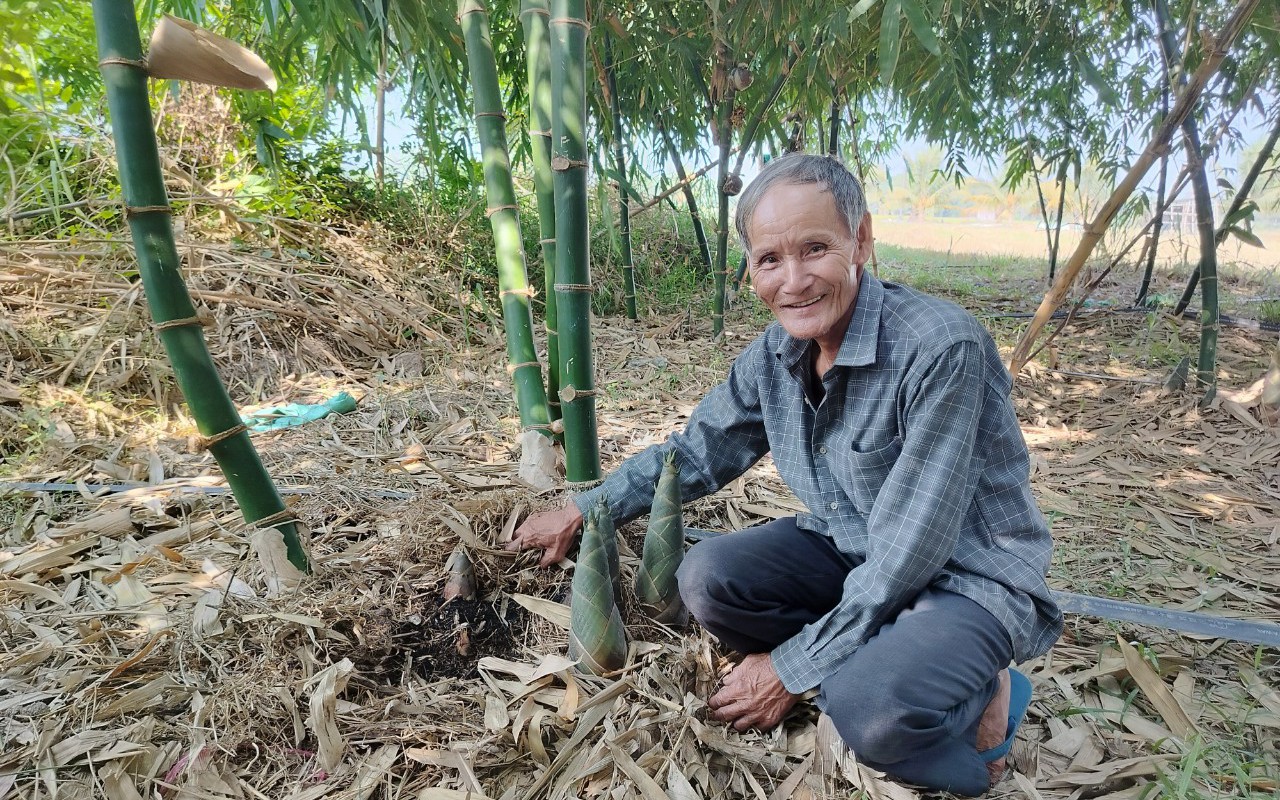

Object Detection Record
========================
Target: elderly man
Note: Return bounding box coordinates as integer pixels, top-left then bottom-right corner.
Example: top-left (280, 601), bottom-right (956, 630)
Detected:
top-left (509, 154), bottom-right (1062, 796)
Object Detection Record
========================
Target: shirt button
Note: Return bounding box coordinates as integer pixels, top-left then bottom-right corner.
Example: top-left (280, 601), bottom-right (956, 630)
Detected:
top-left (829, 502), bottom-right (839, 511)
top-left (817, 446), bottom-right (827, 455)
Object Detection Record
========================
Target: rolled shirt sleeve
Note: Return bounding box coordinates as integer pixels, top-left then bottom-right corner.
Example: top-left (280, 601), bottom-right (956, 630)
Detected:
top-left (573, 337), bottom-right (773, 524)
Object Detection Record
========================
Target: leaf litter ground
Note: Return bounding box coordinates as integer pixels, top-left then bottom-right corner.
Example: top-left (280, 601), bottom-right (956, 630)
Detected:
top-left (1, 229), bottom-right (1278, 799)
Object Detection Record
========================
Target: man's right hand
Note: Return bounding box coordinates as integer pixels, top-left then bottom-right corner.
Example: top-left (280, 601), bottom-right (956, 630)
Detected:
top-left (506, 503), bottom-right (584, 567)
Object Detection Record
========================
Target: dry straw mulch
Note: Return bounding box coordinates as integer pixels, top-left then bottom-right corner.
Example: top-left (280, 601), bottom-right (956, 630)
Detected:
top-left (2, 232), bottom-right (1279, 799)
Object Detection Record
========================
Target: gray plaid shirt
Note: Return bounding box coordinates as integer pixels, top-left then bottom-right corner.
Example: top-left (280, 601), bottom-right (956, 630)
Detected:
top-left (575, 271), bottom-right (1063, 693)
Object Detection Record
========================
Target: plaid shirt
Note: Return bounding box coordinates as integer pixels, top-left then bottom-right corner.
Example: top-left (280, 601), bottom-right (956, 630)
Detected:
top-left (575, 271), bottom-right (1063, 693)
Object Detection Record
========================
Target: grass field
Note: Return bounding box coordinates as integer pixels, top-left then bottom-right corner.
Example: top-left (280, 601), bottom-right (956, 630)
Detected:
top-left (874, 217), bottom-right (1280, 272)
top-left (869, 217), bottom-right (1280, 321)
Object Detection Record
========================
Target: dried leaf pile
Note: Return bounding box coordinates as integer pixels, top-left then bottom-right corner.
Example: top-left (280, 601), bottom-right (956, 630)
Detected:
top-left (2, 233), bottom-right (1279, 799)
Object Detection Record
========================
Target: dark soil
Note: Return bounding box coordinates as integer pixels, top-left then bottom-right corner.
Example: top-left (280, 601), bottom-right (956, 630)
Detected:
top-left (393, 597), bottom-right (528, 680)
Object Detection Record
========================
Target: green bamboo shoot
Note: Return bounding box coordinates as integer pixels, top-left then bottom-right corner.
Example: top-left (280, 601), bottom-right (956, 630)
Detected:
top-left (635, 452), bottom-right (685, 624)
top-left (579, 496), bottom-right (619, 595)
top-left (92, 0), bottom-right (307, 572)
top-left (550, 0), bottom-right (601, 480)
top-left (460, 0), bottom-right (553, 436)
top-left (519, 0), bottom-right (560, 423)
top-left (569, 500), bottom-right (627, 675)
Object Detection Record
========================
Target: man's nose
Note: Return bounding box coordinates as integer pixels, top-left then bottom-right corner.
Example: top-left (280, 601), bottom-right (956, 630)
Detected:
top-left (779, 258), bottom-right (810, 292)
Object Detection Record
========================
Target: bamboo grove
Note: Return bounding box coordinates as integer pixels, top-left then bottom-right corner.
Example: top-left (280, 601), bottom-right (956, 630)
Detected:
top-left (65, 0), bottom-right (1280, 510)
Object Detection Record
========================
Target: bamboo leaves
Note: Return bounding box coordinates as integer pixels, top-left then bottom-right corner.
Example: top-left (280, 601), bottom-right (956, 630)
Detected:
top-left (878, 0), bottom-right (903, 85)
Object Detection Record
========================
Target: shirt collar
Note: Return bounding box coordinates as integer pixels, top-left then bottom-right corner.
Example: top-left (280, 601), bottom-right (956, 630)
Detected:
top-left (774, 269), bottom-right (883, 370)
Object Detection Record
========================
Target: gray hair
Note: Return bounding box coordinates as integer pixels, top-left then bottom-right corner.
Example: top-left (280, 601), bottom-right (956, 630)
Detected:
top-left (734, 154), bottom-right (867, 254)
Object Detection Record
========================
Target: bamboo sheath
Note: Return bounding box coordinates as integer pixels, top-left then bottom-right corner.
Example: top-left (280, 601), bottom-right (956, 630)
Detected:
top-left (636, 453), bottom-right (686, 624)
top-left (519, 0), bottom-right (561, 423)
top-left (1007, 0), bottom-right (1260, 374)
top-left (550, 0), bottom-right (601, 482)
top-left (569, 500), bottom-right (627, 675)
top-left (91, 0), bottom-right (307, 571)
top-left (460, 0), bottom-right (552, 436)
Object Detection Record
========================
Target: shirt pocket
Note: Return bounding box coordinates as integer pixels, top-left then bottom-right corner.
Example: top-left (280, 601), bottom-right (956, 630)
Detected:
top-left (835, 436), bottom-right (904, 513)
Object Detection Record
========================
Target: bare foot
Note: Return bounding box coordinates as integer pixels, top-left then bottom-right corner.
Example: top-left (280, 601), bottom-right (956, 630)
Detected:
top-left (977, 668), bottom-right (1011, 787)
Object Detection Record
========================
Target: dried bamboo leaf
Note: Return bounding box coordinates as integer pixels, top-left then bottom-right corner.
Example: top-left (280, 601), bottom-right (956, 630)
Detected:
top-left (1116, 637), bottom-right (1197, 740)
top-left (306, 658), bottom-right (353, 772)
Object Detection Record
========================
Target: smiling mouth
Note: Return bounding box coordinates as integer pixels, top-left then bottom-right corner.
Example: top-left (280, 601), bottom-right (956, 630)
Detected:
top-left (784, 295), bottom-right (825, 309)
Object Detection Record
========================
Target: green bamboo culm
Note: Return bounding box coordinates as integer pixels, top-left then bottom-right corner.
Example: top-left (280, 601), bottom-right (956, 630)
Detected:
top-left (91, 0), bottom-right (307, 572)
top-left (603, 32), bottom-right (637, 321)
top-left (711, 61), bottom-right (737, 339)
top-left (550, 0), bottom-right (601, 481)
top-left (460, 0), bottom-right (553, 436)
top-left (635, 452), bottom-right (685, 625)
top-left (569, 499), bottom-right (627, 675)
top-left (519, 0), bottom-right (561, 424)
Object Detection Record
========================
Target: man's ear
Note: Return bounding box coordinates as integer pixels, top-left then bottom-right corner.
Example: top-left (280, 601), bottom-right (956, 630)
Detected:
top-left (853, 213), bottom-right (874, 267)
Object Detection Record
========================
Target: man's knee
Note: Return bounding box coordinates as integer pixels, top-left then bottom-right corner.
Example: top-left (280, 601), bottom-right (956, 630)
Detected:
top-left (676, 538), bottom-right (731, 616)
top-left (824, 673), bottom-right (929, 765)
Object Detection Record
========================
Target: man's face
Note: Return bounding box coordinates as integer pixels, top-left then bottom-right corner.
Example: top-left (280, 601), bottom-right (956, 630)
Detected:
top-left (746, 182), bottom-right (873, 348)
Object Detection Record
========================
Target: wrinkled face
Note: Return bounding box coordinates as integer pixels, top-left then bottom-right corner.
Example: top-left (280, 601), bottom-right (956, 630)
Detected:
top-left (746, 182), bottom-right (873, 348)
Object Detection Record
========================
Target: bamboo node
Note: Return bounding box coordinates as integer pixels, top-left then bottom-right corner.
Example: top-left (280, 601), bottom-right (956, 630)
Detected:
top-left (519, 7), bottom-right (550, 18)
top-left (554, 283), bottom-right (593, 293)
top-left (559, 385), bottom-right (597, 403)
top-left (501, 287), bottom-right (537, 298)
top-left (485, 203), bottom-right (519, 219)
top-left (125, 204), bottom-right (173, 218)
top-left (475, 111), bottom-right (506, 119)
top-left (566, 477), bottom-right (603, 488)
top-left (190, 422), bottom-right (248, 453)
top-left (252, 508), bottom-right (298, 530)
top-left (507, 360), bottom-right (541, 374)
top-left (98, 56), bottom-right (149, 70)
top-left (531, 129), bottom-right (552, 137)
top-left (550, 16), bottom-right (590, 29)
top-left (153, 315), bottom-right (209, 332)
top-left (539, 237), bottom-right (556, 244)
top-left (552, 156), bottom-right (588, 171)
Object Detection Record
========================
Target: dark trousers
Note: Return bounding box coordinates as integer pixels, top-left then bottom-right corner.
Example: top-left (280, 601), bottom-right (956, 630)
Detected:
top-left (677, 517), bottom-right (1013, 796)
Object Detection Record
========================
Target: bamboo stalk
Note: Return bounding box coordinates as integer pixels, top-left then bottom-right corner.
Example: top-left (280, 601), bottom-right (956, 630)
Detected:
top-left (630, 158), bottom-right (724, 216)
top-left (1155, 0), bottom-right (1218, 402)
top-left (460, 0), bottom-right (552, 437)
top-left (91, 0), bottom-right (307, 572)
top-left (550, 0), bottom-right (600, 481)
top-left (711, 36), bottom-right (736, 340)
top-left (520, 0), bottom-right (560, 423)
top-left (657, 120), bottom-right (713, 276)
top-left (1006, 0), bottom-right (1260, 375)
top-left (1135, 84), bottom-right (1170, 307)
top-left (603, 33), bottom-right (637, 320)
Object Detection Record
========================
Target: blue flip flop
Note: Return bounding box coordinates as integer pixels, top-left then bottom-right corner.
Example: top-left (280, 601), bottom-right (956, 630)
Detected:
top-left (980, 668), bottom-right (1032, 763)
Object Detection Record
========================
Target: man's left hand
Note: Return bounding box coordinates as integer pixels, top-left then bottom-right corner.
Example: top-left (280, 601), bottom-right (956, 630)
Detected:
top-left (708, 653), bottom-right (800, 732)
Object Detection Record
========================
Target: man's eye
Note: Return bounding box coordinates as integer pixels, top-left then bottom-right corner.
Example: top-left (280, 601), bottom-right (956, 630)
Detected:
top-left (808, 243), bottom-right (826, 254)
